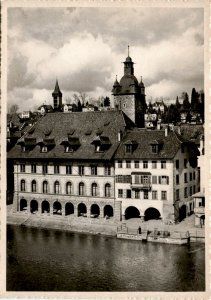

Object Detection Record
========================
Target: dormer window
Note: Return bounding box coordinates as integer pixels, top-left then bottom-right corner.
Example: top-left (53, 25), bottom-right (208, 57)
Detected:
top-left (65, 145), bottom-right (73, 153)
top-left (91, 135), bottom-right (111, 152)
top-left (22, 146), bottom-right (26, 152)
top-left (41, 146), bottom-right (48, 153)
top-left (96, 145), bottom-right (101, 152)
top-left (125, 144), bottom-right (132, 153)
top-left (152, 144), bottom-right (158, 153)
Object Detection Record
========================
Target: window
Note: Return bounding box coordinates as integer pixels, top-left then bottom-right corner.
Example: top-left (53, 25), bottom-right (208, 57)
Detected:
top-left (118, 160), bottom-right (122, 168)
top-left (184, 159), bottom-right (187, 168)
top-left (78, 166), bottom-right (84, 175)
top-left (152, 190), bottom-right (157, 200)
top-left (159, 176), bottom-right (169, 185)
top-left (118, 189), bottom-right (123, 198)
top-left (189, 173), bottom-right (192, 181)
top-left (54, 165), bottom-right (60, 174)
top-left (79, 182), bottom-right (85, 196)
top-left (31, 180), bottom-right (36, 192)
top-left (42, 164), bottom-right (48, 174)
top-left (91, 165), bottom-right (97, 176)
top-left (184, 187), bottom-right (188, 198)
top-left (161, 161), bottom-right (166, 169)
top-left (126, 160), bottom-right (131, 168)
top-left (135, 190), bottom-right (140, 199)
top-left (176, 189), bottom-right (180, 201)
top-left (22, 146), bottom-right (26, 152)
top-left (184, 173), bottom-right (187, 183)
top-left (105, 183), bottom-right (111, 197)
top-left (20, 164), bottom-right (25, 172)
top-left (104, 165), bottom-right (111, 176)
top-left (152, 161), bottom-right (157, 169)
top-left (152, 176), bottom-right (157, 184)
top-left (116, 175), bottom-right (131, 183)
top-left (20, 179), bottom-right (25, 191)
top-left (144, 191), bottom-right (148, 199)
top-left (193, 171), bottom-right (195, 180)
top-left (161, 191), bottom-right (167, 200)
top-left (41, 146), bottom-right (48, 153)
top-left (176, 160), bottom-right (179, 169)
top-left (134, 175), bottom-right (151, 185)
top-left (66, 182), bottom-right (72, 194)
top-left (193, 185), bottom-right (196, 194)
top-left (31, 164), bottom-right (36, 173)
top-left (125, 144), bottom-right (132, 153)
top-left (54, 181), bottom-right (60, 194)
top-left (135, 161), bottom-right (139, 168)
top-left (152, 145), bottom-right (158, 153)
top-left (126, 189), bottom-right (131, 198)
top-left (65, 145), bottom-right (73, 153)
top-left (190, 186), bottom-right (192, 196)
top-left (176, 174), bottom-right (179, 185)
top-left (91, 183), bottom-right (97, 196)
top-left (43, 181), bottom-right (48, 193)
top-left (66, 165), bottom-right (72, 175)
top-left (143, 161), bottom-right (148, 169)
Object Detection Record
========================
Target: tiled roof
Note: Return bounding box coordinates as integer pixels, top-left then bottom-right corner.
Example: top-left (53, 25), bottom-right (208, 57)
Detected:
top-left (175, 124), bottom-right (204, 145)
top-left (115, 129), bottom-right (185, 159)
top-left (8, 111), bottom-right (135, 161)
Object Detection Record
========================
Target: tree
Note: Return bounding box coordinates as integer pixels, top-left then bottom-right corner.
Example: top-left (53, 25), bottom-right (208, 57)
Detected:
top-left (191, 88), bottom-right (199, 113)
top-left (182, 93), bottom-right (190, 110)
top-left (104, 97), bottom-right (110, 107)
top-left (9, 104), bottom-right (19, 114)
top-left (175, 96), bottom-right (181, 110)
top-left (77, 100), bottom-right (82, 112)
top-left (166, 104), bottom-right (180, 124)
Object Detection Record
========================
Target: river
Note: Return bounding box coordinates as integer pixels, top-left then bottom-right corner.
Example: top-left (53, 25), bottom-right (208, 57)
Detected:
top-left (7, 225), bottom-right (205, 291)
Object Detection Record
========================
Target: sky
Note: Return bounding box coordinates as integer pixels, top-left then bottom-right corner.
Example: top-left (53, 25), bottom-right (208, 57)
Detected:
top-left (7, 7), bottom-right (204, 111)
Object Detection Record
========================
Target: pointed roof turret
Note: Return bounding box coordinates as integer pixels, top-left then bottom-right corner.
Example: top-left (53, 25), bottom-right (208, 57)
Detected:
top-left (52, 79), bottom-right (62, 97)
top-left (140, 76), bottom-right (145, 87)
top-left (113, 75), bottom-right (120, 86)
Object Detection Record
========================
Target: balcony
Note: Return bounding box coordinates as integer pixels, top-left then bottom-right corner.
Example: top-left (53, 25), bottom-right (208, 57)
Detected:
top-left (131, 183), bottom-right (151, 190)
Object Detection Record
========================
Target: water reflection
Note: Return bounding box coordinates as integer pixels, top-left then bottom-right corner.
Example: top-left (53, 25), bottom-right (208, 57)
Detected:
top-left (7, 225), bottom-right (205, 291)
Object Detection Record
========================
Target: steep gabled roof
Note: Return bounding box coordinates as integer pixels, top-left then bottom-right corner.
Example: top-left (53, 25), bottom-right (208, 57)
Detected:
top-left (115, 129), bottom-right (183, 160)
top-left (8, 110), bottom-right (135, 161)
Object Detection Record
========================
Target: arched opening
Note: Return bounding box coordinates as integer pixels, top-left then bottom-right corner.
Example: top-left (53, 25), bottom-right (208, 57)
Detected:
top-left (20, 198), bottom-right (27, 211)
top-left (105, 183), bottom-right (111, 197)
top-left (31, 180), bottom-right (37, 193)
top-left (65, 202), bottom-right (74, 216)
top-left (104, 205), bottom-right (114, 218)
top-left (79, 182), bottom-right (85, 196)
top-left (78, 203), bottom-right (87, 217)
top-left (43, 181), bottom-right (48, 193)
top-left (125, 206), bottom-right (140, 220)
top-left (54, 181), bottom-right (60, 194)
top-left (66, 182), bottom-right (72, 194)
top-left (145, 207), bottom-right (161, 221)
top-left (30, 200), bottom-right (38, 214)
top-left (53, 201), bottom-right (62, 215)
top-left (41, 200), bottom-right (50, 214)
top-left (91, 183), bottom-right (98, 196)
top-left (20, 179), bottom-right (26, 191)
top-left (179, 205), bottom-right (187, 222)
top-left (90, 204), bottom-right (100, 218)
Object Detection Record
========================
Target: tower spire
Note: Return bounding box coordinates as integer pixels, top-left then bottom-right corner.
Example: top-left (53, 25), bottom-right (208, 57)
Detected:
top-left (128, 45), bottom-right (130, 57)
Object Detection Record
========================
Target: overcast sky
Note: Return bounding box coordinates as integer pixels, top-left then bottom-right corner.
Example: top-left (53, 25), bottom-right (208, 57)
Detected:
top-left (7, 7), bottom-right (204, 111)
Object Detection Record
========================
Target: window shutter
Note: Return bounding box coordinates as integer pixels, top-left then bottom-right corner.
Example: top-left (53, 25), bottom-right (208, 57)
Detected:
top-left (167, 176), bottom-right (169, 184)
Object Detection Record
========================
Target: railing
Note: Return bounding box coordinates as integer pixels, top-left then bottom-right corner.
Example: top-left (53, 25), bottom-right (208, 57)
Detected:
top-left (131, 183), bottom-right (151, 190)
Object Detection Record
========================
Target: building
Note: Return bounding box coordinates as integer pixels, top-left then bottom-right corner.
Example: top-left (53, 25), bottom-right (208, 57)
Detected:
top-left (37, 105), bottom-right (53, 115)
top-left (114, 127), bottom-right (199, 222)
top-left (112, 46), bottom-right (146, 128)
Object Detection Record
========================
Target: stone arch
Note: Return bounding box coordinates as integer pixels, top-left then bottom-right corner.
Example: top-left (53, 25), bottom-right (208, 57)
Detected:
top-left (41, 200), bottom-right (50, 213)
top-left (65, 202), bottom-right (74, 216)
top-left (53, 201), bottom-right (62, 215)
top-left (179, 205), bottom-right (187, 222)
top-left (90, 204), bottom-right (100, 217)
top-left (30, 199), bottom-right (38, 214)
top-left (125, 206), bottom-right (140, 220)
top-left (78, 203), bottom-right (87, 216)
top-left (144, 207), bottom-right (161, 221)
top-left (104, 205), bottom-right (114, 217)
top-left (20, 198), bottom-right (27, 211)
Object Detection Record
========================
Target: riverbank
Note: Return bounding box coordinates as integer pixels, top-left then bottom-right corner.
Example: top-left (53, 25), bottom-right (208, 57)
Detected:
top-left (7, 205), bottom-right (205, 242)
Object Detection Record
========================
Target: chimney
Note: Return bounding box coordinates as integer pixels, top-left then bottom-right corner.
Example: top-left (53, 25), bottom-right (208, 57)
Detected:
top-left (165, 127), bottom-right (168, 137)
top-left (118, 130), bottom-right (122, 142)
